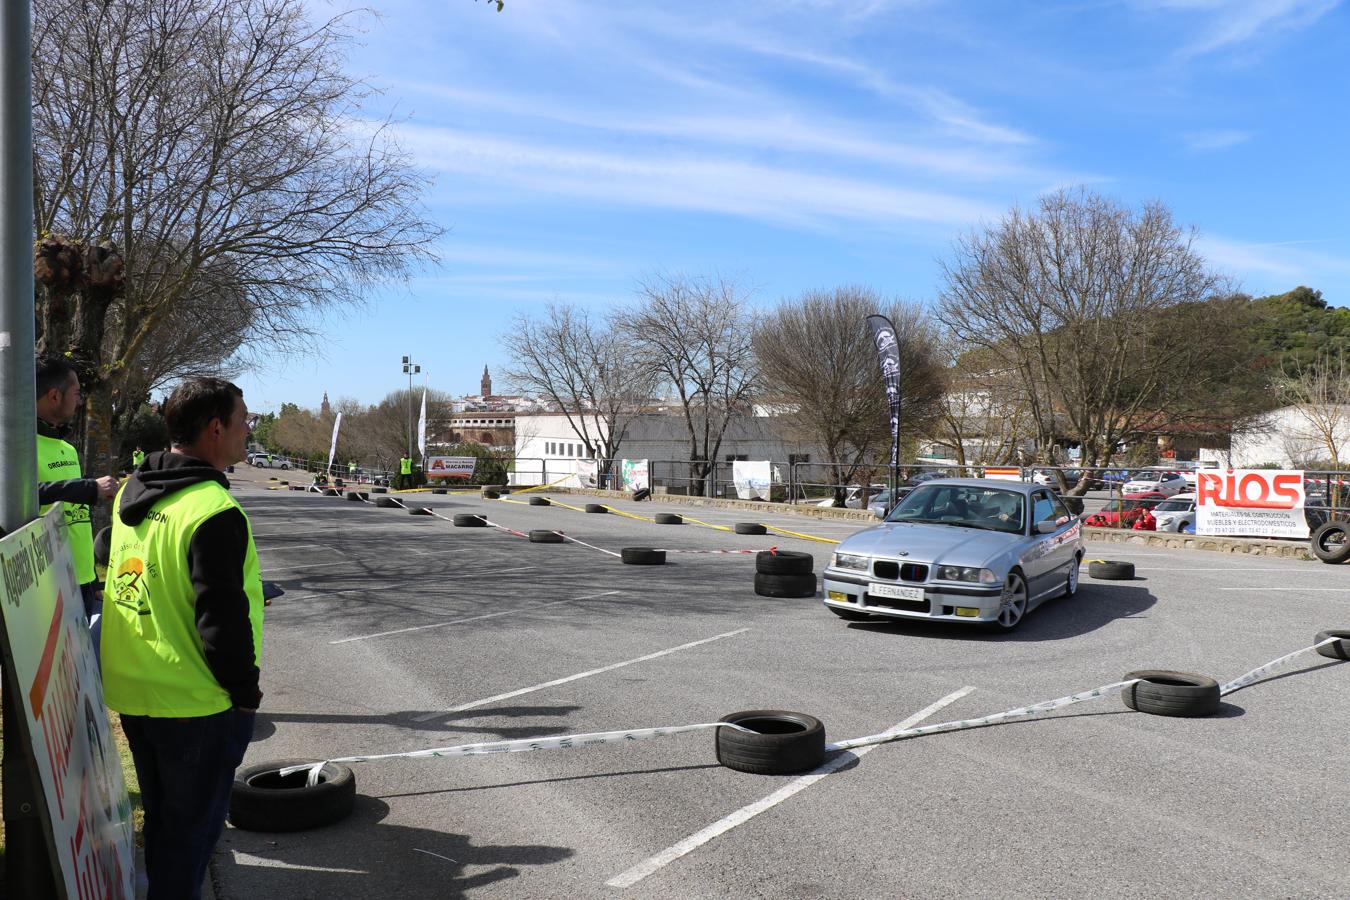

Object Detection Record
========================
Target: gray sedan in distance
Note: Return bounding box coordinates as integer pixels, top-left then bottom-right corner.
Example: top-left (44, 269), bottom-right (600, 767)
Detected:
top-left (822, 479), bottom-right (1083, 631)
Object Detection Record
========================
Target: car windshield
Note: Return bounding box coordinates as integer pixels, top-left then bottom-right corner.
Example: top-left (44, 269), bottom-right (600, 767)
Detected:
top-left (885, 484), bottom-right (1025, 534)
top-left (1155, 498), bottom-right (1193, 512)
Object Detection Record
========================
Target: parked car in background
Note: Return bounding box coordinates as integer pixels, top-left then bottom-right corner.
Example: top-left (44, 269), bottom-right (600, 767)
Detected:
top-left (1083, 491), bottom-right (1166, 528)
top-left (865, 488), bottom-right (915, 519)
top-left (1031, 469), bottom-right (1080, 489)
top-left (1152, 493), bottom-right (1197, 533)
top-left (822, 479), bottom-right (1083, 632)
top-left (251, 453), bottom-right (289, 469)
top-left (817, 485), bottom-right (887, 509)
top-left (1122, 470), bottom-right (1187, 496)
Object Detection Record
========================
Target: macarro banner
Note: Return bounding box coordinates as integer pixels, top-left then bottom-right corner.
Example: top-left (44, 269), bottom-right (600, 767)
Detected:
top-left (1195, 468), bottom-right (1307, 539)
top-left (425, 456), bottom-right (477, 479)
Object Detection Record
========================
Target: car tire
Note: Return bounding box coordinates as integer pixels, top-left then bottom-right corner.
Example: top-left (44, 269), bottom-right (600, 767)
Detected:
top-left (375, 497), bottom-right (400, 509)
top-left (1061, 555), bottom-right (1082, 598)
top-left (371, 487), bottom-right (387, 494)
top-left (827, 606), bottom-right (874, 622)
top-left (735, 523), bottom-right (767, 535)
top-left (1121, 670), bottom-right (1220, 717)
top-left (409, 507), bottom-right (433, 516)
top-left (323, 488), bottom-right (340, 497)
top-left (1314, 630), bottom-right (1350, 661)
top-left (453, 514), bottom-right (487, 527)
top-left (584, 503), bottom-right (608, 514)
top-left (1088, 560), bottom-right (1135, 580)
top-left (621, 547), bottom-right (665, 565)
top-left (715, 711), bottom-right (825, 775)
top-left (289, 486), bottom-right (304, 491)
top-left (432, 488), bottom-right (448, 495)
top-left (756, 550), bottom-right (813, 576)
top-left (228, 759), bottom-right (356, 833)
top-left (654, 513), bottom-right (683, 525)
top-left (1310, 521), bottom-right (1350, 564)
top-left (281, 464), bottom-right (289, 470)
top-left (529, 529), bottom-right (564, 543)
top-left (346, 492), bottom-right (366, 502)
top-left (279, 480), bottom-right (289, 486)
top-left (754, 572), bottom-right (817, 598)
top-left (529, 497), bottom-right (551, 507)
top-left (991, 571), bottom-right (1028, 631)
top-left (632, 487), bottom-right (651, 501)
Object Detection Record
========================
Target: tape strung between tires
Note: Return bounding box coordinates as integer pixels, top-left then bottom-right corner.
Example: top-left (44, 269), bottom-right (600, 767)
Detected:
top-left (1218, 636), bottom-right (1339, 695)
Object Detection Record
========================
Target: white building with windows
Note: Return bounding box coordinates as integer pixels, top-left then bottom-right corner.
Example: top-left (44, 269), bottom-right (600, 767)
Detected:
top-left (1207, 404), bottom-right (1350, 468)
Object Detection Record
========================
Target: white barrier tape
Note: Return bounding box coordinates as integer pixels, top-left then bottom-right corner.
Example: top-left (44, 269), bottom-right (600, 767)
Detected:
top-left (551, 531), bottom-right (623, 558)
top-left (654, 548), bottom-right (769, 556)
top-left (480, 516), bottom-right (528, 538)
top-left (826, 679), bottom-right (1141, 752)
top-left (1219, 636), bottom-right (1340, 695)
top-left (282, 721), bottom-right (755, 787)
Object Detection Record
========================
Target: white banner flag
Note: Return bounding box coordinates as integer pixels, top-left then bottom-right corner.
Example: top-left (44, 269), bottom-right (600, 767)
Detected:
top-left (417, 386), bottom-right (428, 459)
top-left (326, 412), bottom-right (342, 474)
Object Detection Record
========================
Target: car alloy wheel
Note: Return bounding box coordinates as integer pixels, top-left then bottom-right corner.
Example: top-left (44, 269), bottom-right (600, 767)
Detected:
top-left (995, 572), bottom-right (1027, 631)
top-left (1064, 557), bottom-right (1080, 598)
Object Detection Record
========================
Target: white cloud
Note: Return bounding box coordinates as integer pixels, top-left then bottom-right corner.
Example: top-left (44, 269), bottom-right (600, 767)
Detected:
top-left (1136, 0), bottom-right (1342, 59)
top-left (1182, 129), bottom-right (1253, 151)
top-left (1196, 235), bottom-right (1350, 289)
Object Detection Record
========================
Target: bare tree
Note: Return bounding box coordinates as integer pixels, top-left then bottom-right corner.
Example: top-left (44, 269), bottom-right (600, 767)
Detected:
top-left (938, 189), bottom-right (1267, 491)
top-left (1278, 351), bottom-right (1350, 467)
top-left (501, 303), bottom-right (657, 479)
top-left (31, 0), bottom-right (441, 471)
top-left (927, 343), bottom-right (1034, 467)
top-left (753, 288), bottom-right (946, 502)
top-left (630, 274), bottom-right (758, 495)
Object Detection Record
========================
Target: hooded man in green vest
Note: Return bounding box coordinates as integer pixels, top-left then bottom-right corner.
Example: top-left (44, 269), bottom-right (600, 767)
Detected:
top-left (132, 446), bottom-right (146, 468)
top-left (36, 356), bottom-right (118, 629)
top-left (102, 376), bottom-right (261, 900)
top-left (399, 454), bottom-right (413, 489)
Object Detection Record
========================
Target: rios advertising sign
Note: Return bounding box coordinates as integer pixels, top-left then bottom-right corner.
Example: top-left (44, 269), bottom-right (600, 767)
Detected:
top-left (0, 507), bottom-right (135, 898)
top-left (1196, 469), bottom-right (1308, 539)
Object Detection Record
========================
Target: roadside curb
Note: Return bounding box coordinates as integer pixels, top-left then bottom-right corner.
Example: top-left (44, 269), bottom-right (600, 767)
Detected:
top-left (1085, 527), bottom-right (1315, 561)
top-left (538, 487), bottom-right (878, 522)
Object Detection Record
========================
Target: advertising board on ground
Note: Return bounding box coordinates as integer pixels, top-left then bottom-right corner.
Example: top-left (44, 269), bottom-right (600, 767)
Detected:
top-left (621, 459), bottom-right (649, 491)
top-left (732, 460), bottom-right (772, 500)
top-left (0, 507), bottom-right (135, 898)
top-left (983, 467), bottom-right (1022, 481)
top-left (425, 456), bottom-right (477, 479)
top-left (1195, 469), bottom-right (1308, 539)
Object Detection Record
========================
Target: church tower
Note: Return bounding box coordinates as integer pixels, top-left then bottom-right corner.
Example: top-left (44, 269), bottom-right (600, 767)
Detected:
top-left (320, 391), bottom-right (332, 418)
top-left (481, 365), bottom-right (492, 398)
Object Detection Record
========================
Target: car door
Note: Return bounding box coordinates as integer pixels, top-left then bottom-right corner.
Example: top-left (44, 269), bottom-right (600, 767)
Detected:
top-left (1026, 490), bottom-right (1073, 601)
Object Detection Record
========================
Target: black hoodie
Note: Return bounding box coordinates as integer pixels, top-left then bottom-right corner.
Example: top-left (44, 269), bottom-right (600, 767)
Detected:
top-left (117, 451), bottom-right (261, 710)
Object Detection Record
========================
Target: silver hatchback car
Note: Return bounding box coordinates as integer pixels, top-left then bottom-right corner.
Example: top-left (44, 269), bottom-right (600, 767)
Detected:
top-left (822, 479), bottom-right (1083, 631)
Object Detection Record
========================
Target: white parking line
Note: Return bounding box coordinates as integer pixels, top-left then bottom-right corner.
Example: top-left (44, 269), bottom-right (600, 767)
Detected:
top-left (332, 589), bottom-right (624, 645)
top-left (1219, 587), bottom-right (1350, 592)
top-left (605, 685), bottom-right (976, 889)
top-left (413, 628), bottom-right (751, 721)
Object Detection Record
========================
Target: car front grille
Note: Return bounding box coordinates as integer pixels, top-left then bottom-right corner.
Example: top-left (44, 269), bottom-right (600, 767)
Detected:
top-left (864, 595), bottom-right (931, 614)
top-left (871, 561), bottom-right (929, 582)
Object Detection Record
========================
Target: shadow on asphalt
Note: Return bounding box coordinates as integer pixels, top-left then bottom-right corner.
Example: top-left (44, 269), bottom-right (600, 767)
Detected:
top-left (250, 704), bottom-right (584, 743)
top-left (374, 762), bottom-right (721, 799)
top-left (217, 796), bottom-right (573, 900)
top-left (844, 583), bottom-right (1157, 642)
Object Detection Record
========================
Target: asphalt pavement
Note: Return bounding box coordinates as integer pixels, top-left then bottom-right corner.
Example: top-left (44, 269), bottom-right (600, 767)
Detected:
top-left (211, 469), bottom-right (1350, 899)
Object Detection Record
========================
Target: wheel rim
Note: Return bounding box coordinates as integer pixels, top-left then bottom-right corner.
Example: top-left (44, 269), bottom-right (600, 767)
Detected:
top-left (998, 575), bottom-right (1027, 627)
top-left (1067, 561), bottom-right (1079, 595)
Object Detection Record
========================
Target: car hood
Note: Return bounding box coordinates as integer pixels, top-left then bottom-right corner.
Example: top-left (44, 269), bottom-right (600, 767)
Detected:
top-left (839, 522), bottom-right (1022, 567)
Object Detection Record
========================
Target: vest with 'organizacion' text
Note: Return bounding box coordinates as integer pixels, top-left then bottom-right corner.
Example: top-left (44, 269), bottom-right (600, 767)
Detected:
top-left (37, 433), bottom-right (94, 584)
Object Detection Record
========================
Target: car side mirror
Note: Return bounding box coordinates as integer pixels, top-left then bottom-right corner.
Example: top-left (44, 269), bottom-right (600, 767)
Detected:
top-left (1035, 521), bottom-right (1057, 534)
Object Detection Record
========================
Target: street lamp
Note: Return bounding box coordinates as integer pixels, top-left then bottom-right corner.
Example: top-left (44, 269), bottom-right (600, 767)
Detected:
top-left (402, 355), bottom-right (420, 461)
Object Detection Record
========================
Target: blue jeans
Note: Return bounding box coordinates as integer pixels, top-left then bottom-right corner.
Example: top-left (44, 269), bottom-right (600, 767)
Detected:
top-left (120, 709), bottom-right (255, 900)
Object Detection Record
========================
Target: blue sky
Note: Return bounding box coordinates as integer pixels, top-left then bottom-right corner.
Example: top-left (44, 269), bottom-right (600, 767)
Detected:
top-left (235, 0), bottom-right (1350, 412)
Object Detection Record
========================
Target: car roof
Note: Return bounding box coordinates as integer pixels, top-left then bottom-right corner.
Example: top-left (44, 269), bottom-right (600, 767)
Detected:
top-left (917, 478), bottom-right (1038, 495)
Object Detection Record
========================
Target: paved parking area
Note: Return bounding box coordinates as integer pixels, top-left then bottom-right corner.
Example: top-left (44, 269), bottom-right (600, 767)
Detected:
top-left (213, 472), bottom-right (1350, 899)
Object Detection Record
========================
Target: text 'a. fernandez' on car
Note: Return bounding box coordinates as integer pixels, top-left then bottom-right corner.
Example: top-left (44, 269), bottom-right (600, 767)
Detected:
top-left (821, 479), bottom-right (1084, 632)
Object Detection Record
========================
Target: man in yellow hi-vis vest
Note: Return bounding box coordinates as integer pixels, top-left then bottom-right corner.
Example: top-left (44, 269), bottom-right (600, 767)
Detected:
top-left (132, 446), bottom-right (146, 468)
top-left (36, 356), bottom-right (118, 627)
top-left (102, 377), bottom-right (261, 899)
top-left (399, 454), bottom-right (413, 489)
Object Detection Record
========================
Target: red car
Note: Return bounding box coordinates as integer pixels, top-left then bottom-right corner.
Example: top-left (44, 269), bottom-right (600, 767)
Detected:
top-left (1084, 491), bottom-right (1165, 529)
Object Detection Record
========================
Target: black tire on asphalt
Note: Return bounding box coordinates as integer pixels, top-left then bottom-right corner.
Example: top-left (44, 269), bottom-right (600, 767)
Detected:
top-left (529, 497), bottom-right (551, 507)
top-left (715, 711), bottom-right (826, 775)
top-left (410, 507), bottom-right (433, 516)
top-left (654, 513), bottom-right (683, 525)
top-left (754, 572), bottom-right (818, 598)
top-left (228, 759), bottom-right (356, 833)
top-left (585, 503), bottom-right (608, 514)
top-left (375, 497), bottom-right (400, 509)
top-left (756, 550), bottom-right (814, 576)
top-left (1314, 629), bottom-right (1350, 660)
top-left (289, 486), bottom-right (304, 491)
top-left (453, 514), bottom-right (487, 527)
top-left (268, 476), bottom-right (278, 482)
top-left (346, 492), bottom-right (366, 502)
top-left (734, 523), bottom-right (767, 535)
top-left (323, 488), bottom-right (340, 497)
top-left (529, 529), bottom-right (564, 543)
top-left (279, 481), bottom-right (289, 486)
top-left (621, 547), bottom-right (666, 565)
top-left (632, 487), bottom-right (651, 501)
top-left (1121, 670), bottom-right (1220, 717)
top-left (828, 606), bottom-right (874, 622)
top-left (481, 490), bottom-right (500, 500)
top-left (371, 487), bottom-right (387, 494)
top-left (1088, 560), bottom-right (1135, 580)
top-left (432, 488), bottom-right (448, 495)
top-left (1310, 521), bottom-right (1350, 564)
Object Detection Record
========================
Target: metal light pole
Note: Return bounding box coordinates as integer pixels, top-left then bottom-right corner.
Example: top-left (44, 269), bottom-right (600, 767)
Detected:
top-left (401, 355), bottom-right (420, 459)
top-left (1, 1), bottom-right (55, 894)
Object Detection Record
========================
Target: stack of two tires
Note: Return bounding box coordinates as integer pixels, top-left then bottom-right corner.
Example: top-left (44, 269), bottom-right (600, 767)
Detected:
top-left (754, 550), bottom-right (817, 598)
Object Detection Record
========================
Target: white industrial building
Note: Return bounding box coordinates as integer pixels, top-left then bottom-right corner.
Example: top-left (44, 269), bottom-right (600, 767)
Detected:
top-left (1205, 404), bottom-right (1350, 468)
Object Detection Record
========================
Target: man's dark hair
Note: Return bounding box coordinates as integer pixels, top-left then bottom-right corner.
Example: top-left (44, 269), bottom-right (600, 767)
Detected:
top-left (35, 355), bottom-right (78, 398)
top-left (163, 377), bottom-right (243, 446)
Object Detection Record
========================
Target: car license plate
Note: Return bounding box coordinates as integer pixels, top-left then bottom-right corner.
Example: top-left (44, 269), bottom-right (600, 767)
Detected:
top-left (868, 582), bottom-right (924, 602)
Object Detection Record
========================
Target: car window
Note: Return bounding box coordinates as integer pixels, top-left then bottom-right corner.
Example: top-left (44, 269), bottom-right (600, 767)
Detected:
top-left (886, 484), bottom-right (1025, 534)
top-left (1032, 492), bottom-right (1068, 525)
top-left (1155, 498), bottom-right (1192, 512)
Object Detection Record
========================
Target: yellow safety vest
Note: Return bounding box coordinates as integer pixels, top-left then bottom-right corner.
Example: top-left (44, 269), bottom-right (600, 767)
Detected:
top-left (132, 450), bottom-right (145, 467)
top-left (37, 433), bottom-right (95, 585)
top-left (101, 480), bottom-right (264, 717)
top-left (400, 457), bottom-right (412, 475)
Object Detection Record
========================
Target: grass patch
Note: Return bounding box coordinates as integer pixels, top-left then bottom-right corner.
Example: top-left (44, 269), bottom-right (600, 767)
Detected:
top-left (0, 692), bottom-right (143, 882)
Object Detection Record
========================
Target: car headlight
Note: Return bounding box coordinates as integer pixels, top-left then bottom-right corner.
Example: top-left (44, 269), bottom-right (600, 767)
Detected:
top-left (831, 552), bottom-right (870, 571)
top-left (935, 565), bottom-right (1000, 584)
top-left (1155, 515), bottom-right (1174, 525)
